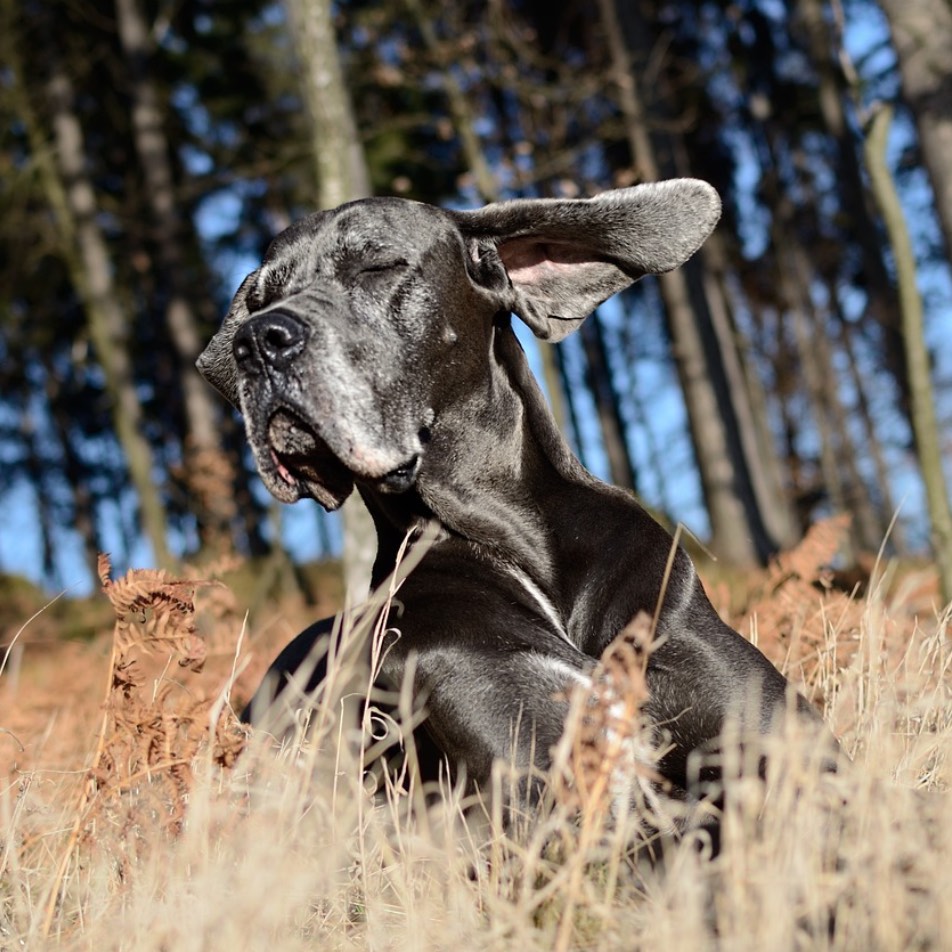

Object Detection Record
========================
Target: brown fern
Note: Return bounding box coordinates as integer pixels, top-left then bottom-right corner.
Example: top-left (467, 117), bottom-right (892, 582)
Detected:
top-left (97, 553), bottom-right (207, 670)
top-left (552, 611), bottom-right (654, 819)
top-left (734, 516), bottom-right (864, 690)
top-left (40, 555), bottom-right (247, 936)
top-left (550, 612), bottom-right (658, 952)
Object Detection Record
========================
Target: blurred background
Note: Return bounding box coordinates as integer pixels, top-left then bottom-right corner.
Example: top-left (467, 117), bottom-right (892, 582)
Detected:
top-left (1, 0), bottom-right (950, 603)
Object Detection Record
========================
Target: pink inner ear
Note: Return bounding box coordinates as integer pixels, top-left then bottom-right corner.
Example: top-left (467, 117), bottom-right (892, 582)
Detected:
top-left (497, 237), bottom-right (598, 286)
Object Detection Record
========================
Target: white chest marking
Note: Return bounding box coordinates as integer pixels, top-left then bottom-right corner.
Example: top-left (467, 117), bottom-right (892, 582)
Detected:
top-left (504, 563), bottom-right (574, 649)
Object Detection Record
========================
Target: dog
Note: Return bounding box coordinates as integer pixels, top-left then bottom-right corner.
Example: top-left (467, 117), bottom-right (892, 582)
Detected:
top-left (197, 179), bottom-right (834, 817)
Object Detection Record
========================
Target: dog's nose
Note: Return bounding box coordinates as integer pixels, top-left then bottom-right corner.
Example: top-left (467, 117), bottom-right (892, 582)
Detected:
top-left (233, 311), bottom-right (308, 370)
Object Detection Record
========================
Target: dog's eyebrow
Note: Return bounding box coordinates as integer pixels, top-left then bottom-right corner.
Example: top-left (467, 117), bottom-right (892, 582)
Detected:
top-left (251, 262), bottom-right (296, 310)
top-left (334, 209), bottom-right (414, 257)
top-left (335, 239), bottom-right (402, 262)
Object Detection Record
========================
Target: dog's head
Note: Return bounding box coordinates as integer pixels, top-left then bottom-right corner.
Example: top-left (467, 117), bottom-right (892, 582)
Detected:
top-left (197, 181), bottom-right (720, 509)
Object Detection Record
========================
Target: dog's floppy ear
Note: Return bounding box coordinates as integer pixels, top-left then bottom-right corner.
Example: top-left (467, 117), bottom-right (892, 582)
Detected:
top-left (195, 269), bottom-right (261, 407)
top-left (450, 179), bottom-right (720, 341)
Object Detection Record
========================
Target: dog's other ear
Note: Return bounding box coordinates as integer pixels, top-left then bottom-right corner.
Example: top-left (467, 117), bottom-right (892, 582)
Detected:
top-left (195, 269), bottom-right (261, 407)
top-left (450, 179), bottom-right (720, 341)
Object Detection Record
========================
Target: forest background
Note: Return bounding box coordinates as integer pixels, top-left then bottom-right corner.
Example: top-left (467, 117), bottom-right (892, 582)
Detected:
top-left (2, 0), bottom-right (951, 605)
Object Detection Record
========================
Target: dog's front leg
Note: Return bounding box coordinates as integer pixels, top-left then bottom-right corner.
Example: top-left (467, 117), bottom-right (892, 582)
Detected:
top-left (642, 581), bottom-right (839, 795)
top-left (395, 636), bottom-right (597, 809)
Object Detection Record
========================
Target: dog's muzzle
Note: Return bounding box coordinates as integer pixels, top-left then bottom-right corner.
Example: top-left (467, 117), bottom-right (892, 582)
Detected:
top-left (266, 408), bottom-right (348, 490)
top-left (264, 406), bottom-right (422, 500)
top-left (231, 310), bottom-right (424, 504)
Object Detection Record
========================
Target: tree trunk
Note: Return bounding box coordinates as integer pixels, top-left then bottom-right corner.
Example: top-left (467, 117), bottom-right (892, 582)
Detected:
top-left (865, 106), bottom-right (952, 604)
top-left (579, 313), bottom-right (638, 490)
top-left (21, 407), bottom-right (58, 583)
top-left (782, 258), bottom-right (849, 530)
top-left (618, 307), bottom-right (675, 515)
top-left (599, 0), bottom-right (786, 564)
top-left (284, 0), bottom-right (377, 602)
top-left (114, 0), bottom-right (237, 556)
top-left (718, 270), bottom-right (796, 547)
top-left (785, 231), bottom-right (886, 555)
top-left (43, 364), bottom-right (103, 581)
top-left (830, 288), bottom-right (906, 553)
top-left (3, 9), bottom-right (173, 570)
top-left (694, 225), bottom-right (800, 550)
top-left (555, 344), bottom-right (588, 469)
top-left (878, 0), bottom-right (952, 261)
top-left (222, 413), bottom-right (272, 557)
top-left (407, 0), bottom-right (570, 438)
top-left (9, 22), bottom-right (176, 570)
top-left (813, 323), bottom-right (886, 555)
top-left (46, 70), bottom-right (173, 568)
top-left (798, 0), bottom-right (912, 417)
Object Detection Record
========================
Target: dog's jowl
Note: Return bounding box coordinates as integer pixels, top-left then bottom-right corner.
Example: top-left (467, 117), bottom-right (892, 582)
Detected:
top-left (197, 181), bottom-right (837, 819)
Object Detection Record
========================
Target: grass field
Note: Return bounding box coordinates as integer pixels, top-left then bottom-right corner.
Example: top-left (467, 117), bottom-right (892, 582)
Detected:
top-left (1, 520), bottom-right (950, 950)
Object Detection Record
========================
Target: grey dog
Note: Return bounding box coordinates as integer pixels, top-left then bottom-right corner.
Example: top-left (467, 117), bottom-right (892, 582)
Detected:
top-left (197, 179), bottom-right (834, 817)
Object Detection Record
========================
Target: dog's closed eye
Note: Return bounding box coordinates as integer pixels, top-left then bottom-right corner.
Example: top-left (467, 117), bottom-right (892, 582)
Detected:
top-left (358, 260), bottom-right (408, 279)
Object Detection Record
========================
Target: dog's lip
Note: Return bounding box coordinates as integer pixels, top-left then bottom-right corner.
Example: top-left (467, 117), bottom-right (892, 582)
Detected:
top-left (374, 453), bottom-right (422, 493)
top-left (265, 408), bottom-right (350, 499)
top-left (265, 407), bottom-right (423, 494)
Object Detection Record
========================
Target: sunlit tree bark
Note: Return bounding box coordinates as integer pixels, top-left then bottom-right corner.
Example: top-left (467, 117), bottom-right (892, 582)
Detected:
top-left (45, 68), bottom-right (174, 568)
top-left (865, 105), bottom-right (952, 604)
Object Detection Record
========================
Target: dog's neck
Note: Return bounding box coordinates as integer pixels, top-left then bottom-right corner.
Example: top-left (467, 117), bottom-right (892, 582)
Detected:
top-left (361, 323), bottom-right (623, 595)
top-left (360, 321), bottom-right (692, 655)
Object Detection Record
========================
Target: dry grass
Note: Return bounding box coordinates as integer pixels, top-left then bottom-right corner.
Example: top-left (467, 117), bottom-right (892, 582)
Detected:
top-left (1, 519), bottom-right (950, 950)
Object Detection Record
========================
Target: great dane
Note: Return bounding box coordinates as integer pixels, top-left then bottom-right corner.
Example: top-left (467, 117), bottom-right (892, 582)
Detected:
top-left (197, 180), bottom-right (834, 818)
